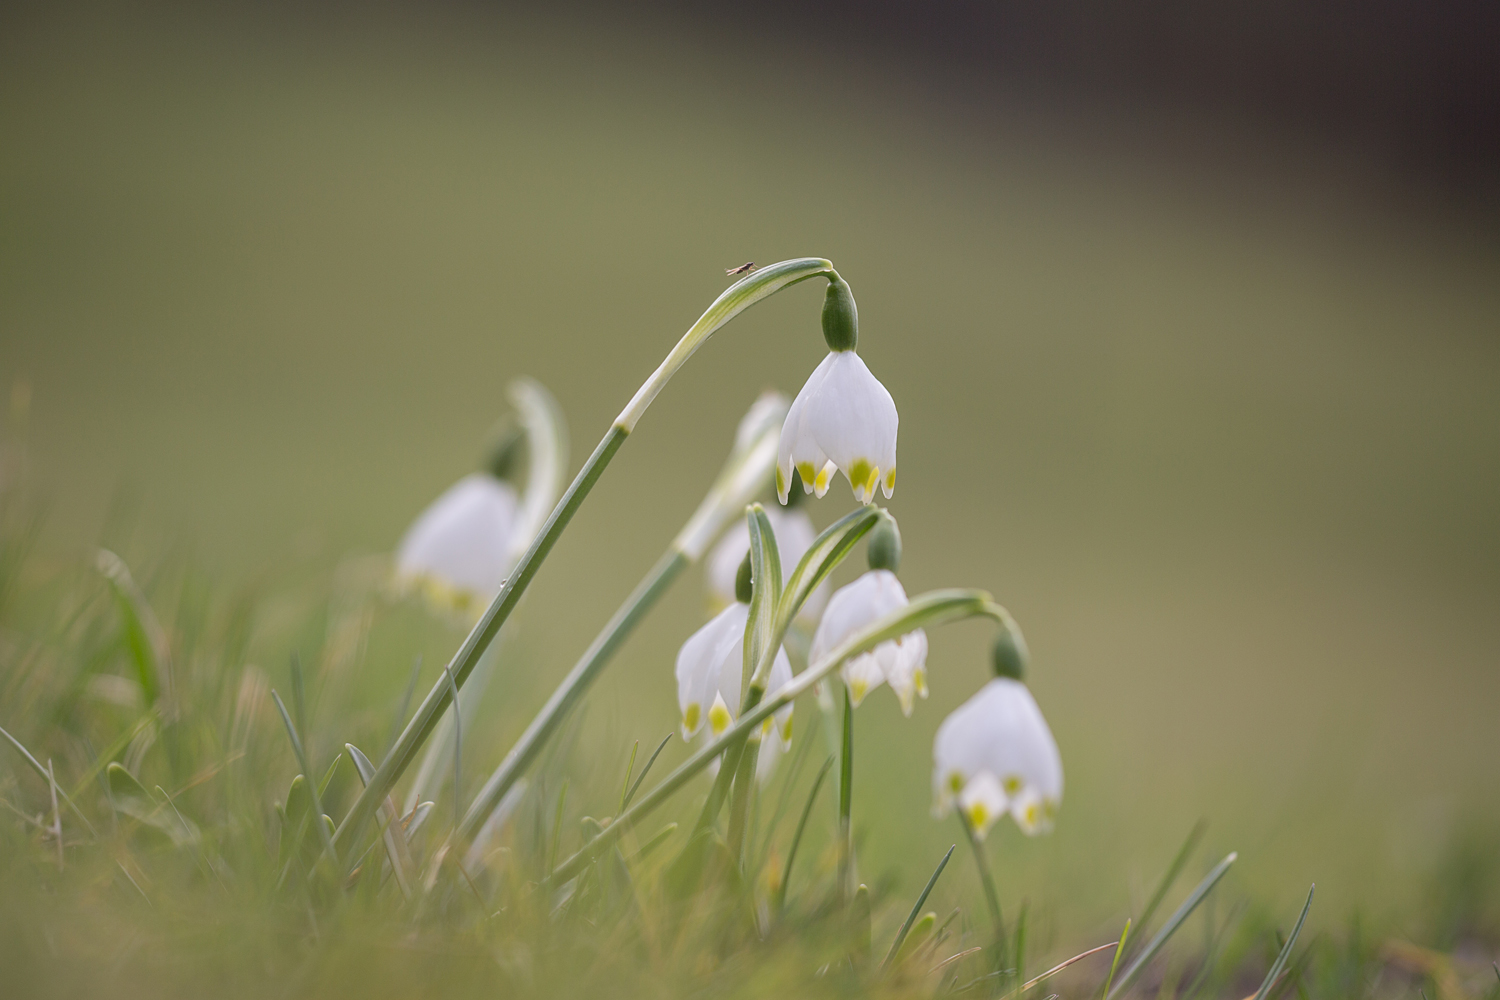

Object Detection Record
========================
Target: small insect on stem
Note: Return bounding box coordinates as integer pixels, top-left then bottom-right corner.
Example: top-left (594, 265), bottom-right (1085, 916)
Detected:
top-left (725, 262), bottom-right (758, 276)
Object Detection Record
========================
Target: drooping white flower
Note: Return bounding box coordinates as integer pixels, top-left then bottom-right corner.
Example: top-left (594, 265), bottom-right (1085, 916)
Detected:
top-left (674, 602), bottom-right (795, 783)
top-left (396, 473), bottom-right (519, 612)
top-left (777, 350), bottom-right (898, 505)
top-left (932, 677), bottom-right (1063, 839)
top-left (809, 569), bottom-right (928, 716)
top-left (706, 507), bottom-right (829, 622)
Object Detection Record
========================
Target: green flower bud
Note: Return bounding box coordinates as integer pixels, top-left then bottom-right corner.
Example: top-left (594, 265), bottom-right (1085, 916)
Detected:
top-left (991, 628), bottom-right (1028, 681)
top-left (866, 514), bottom-right (902, 573)
top-left (821, 277), bottom-right (858, 352)
top-left (735, 551), bottom-right (753, 604)
top-left (484, 422), bottom-right (526, 482)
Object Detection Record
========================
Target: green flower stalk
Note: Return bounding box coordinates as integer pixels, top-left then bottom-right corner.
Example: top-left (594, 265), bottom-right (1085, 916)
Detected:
top-left (333, 258), bottom-right (842, 860)
top-left (546, 588), bottom-right (1016, 888)
top-left (454, 392), bottom-right (789, 845)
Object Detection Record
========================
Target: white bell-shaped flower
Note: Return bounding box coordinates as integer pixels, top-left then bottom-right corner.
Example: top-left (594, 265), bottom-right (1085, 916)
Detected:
top-left (931, 677), bottom-right (1063, 839)
top-left (706, 507), bottom-right (829, 622)
top-left (396, 473), bottom-right (519, 612)
top-left (777, 350), bottom-right (898, 505)
top-left (809, 569), bottom-right (928, 715)
top-left (674, 602), bottom-right (795, 783)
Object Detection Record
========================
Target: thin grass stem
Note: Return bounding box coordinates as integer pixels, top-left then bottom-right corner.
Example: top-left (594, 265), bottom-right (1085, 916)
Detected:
top-left (882, 844), bottom-right (956, 972)
top-left (776, 755), bottom-right (834, 914)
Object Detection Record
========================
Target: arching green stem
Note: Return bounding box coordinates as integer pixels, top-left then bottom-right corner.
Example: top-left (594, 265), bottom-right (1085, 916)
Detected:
top-left (334, 258), bottom-right (839, 861)
top-left (545, 589), bottom-right (1008, 889)
top-left (453, 397), bottom-right (788, 846)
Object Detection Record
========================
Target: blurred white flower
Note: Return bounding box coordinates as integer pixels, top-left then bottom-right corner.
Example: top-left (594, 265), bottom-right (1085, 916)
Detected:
top-left (705, 507), bottom-right (829, 622)
top-left (931, 677), bottom-right (1062, 839)
top-left (674, 602), bottom-right (795, 784)
top-left (776, 350), bottom-right (898, 505)
top-left (809, 569), bottom-right (928, 716)
top-left (395, 473), bottom-right (519, 614)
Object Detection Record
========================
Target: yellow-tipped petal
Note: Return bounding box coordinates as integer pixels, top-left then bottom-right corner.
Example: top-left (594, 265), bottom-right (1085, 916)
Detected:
top-left (966, 801), bottom-right (990, 837)
top-left (813, 462), bottom-right (833, 498)
top-left (708, 697), bottom-right (733, 736)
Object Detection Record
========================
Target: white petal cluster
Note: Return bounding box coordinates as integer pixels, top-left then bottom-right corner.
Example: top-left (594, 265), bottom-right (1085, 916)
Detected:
top-left (932, 678), bottom-right (1063, 839)
top-left (777, 351), bottom-right (898, 505)
top-left (705, 507), bottom-right (829, 622)
top-left (809, 570), bottom-right (928, 716)
top-left (675, 603), bottom-right (794, 783)
top-left (396, 473), bottom-right (519, 613)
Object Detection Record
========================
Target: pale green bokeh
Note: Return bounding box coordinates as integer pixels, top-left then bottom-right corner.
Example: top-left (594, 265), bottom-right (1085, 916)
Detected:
top-left (2, 8), bottom-right (1497, 941)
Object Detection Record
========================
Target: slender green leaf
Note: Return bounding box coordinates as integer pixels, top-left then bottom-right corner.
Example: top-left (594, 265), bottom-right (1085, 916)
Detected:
top-left (1135, 820), bottom-right (1207, 944)
top-left (616, 740), bottom-right (639, 816)
top-left (743, 504), bottom-right (782, 699)
top-left (623, 733), bottom-right (672, 811)
top-left (2, 724), bottom-right (97, 836)
top-left (1099, 919), bottom-right (1132, 1000)
top-left (271, 690), bottom-right (337, 871)
top-left (883, 844), bottom-right (956, 971)
top-left (1108, 852), bottom-right (1238, 1000)
top-left (775, 505), bottom-right (880, 640)
top-left (1005, 943), bottom-right (1118, 998)
top-left (776, 755), bottom-right (834, 913)
top-left (96, 549), bottom-right (168, 706)
top-left (1250, 885), bottom-right (1315, 1000)
top-left (106, 763), bottom-right (196, 845)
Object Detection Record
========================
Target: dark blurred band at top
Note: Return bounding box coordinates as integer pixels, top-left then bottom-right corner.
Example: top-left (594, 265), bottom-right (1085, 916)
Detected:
top-left (600, 0), bottom-right (1500, 211)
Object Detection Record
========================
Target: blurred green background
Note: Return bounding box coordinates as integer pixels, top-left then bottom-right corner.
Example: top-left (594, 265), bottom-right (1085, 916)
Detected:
top-left (2, 3), bottom-right (1498, 944)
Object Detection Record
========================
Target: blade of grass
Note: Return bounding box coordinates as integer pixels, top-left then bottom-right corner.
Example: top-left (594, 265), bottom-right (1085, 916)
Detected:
top-left (1249, 885), bottom-right (1315, 1000)
top-left (750, 710), bottom-right (820, 880)
top-left (882, 844), bottom-right (956, 971)
top-left (443, 662), bottom-right (462, 830)
top-left (1135, 821), bottom-right (1207, 945)
top-left (775, 754), bottom-right (834, 913)
top-left (1004, 942), bottom-right (1118, 998)
top-left (1, 724), bottom-right (97, 837)
top-left (68, 710), bottom-right (156, 801)
top-left (836, 685), bottom-right (854, 902)
top-left (271, 689), bottom-right (337, 873)
top-left (1108, 852), bottom-right (1238, 1000)
top-left (931, 946), bottom-right (985, 975)
top-left (386, 655), bottom-right (423, 756)
top-left (616, 740), bottom-right (639, 816)
top-left (957, 809), bottom-right (1006, 962)
top-left (1015, 899), bottom-right (1029, 994)
top-left (346, 743), bottom-right (414, 899)
top-left (628, 822), bottom-right (678, 864)
top-left (547, 779), bottom-right (569, 876)
top-left (46, 759), bottom-right (62, 869)
top-left (623, 733), bottom-right (672, 811)
top-left (1099, 919), bottom-right (1132, 1000)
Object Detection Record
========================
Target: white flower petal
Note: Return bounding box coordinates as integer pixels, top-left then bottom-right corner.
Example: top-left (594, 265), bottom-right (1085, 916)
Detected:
top-left (957, 772), bottom-right (1007, 840)
top-left (777, 354), bottom-right (836, 503)
top-left (675, 603), bottom-right (749, 739)
top-left (881, 629), bottom-right (929, 717)
top-left (932, 677), bottom-right (1063, 833)
top-left (778, 351), bottom-right (897, 504)
top-left (841, 653), bottom-right (885, 707)
top-left (396, 474), bottom-right (519, 607)
top-left (811, 571), bottom-right (925, 711)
